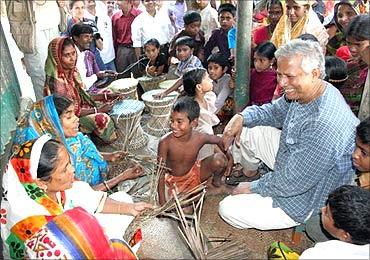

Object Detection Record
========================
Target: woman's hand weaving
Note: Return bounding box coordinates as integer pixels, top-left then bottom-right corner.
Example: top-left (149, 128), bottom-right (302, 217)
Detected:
top-left (120, 164), bottom-right (144, 181)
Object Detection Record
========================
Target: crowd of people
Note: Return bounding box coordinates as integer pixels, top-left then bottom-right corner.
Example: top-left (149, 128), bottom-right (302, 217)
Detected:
top-left (1, 0), bottom-right (370, 259)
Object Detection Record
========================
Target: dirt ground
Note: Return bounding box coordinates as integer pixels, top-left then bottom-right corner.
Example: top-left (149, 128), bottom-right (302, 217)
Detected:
top-left (200, 194), bottom-right (313, 258)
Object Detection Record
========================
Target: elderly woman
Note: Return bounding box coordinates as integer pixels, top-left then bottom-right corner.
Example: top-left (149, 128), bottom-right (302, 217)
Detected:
top-left (326, 0), bottom-right (360, 56)
top-left (1, 135), bottom-right (152, 259)
top-left (44, 36), bottom-right (120, 144)
top-left (271, 0), bottom-right (328, 49)
top-left (13, 95), bottom-right (142, 190)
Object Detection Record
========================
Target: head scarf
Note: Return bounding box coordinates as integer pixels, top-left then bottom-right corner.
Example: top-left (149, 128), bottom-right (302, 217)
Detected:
top-left (271, 0), bottom-right (328, 49)
top-left (1, 136), bottom-right (136, 259)
top-left (44, 36), bottom-right (95, 116)
top-left (13, 96), bottom-right (108, 185)
top-left (333, 0), bottom-right (360, 33)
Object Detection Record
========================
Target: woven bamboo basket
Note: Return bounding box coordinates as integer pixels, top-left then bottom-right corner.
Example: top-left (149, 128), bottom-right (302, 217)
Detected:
top-left (108, 78), bottom-right (139, 99)
top-left (141, 89), bottom-right (179, 137)
top-left (138, 75), bottom-right (166, 92)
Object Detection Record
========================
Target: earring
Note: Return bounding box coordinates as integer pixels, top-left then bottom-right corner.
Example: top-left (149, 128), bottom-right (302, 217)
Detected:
top-left (270, 63), bottom-right (274, 69)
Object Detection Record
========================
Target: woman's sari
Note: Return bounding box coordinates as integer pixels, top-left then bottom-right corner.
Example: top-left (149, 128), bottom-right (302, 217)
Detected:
top-left (271, 2), bottom-right (328, 49)
top-left (44, 36), bottom-right (116, 143)
top-left (13, 96), bottom-right (108, 186)
top-left (1, 136), bottom-right (136, 259)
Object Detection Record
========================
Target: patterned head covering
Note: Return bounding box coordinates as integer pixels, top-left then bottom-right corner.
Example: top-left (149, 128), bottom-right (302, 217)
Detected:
top-left (1, 136), bottom-right (135, 259)
top-left (44, 36), bottom-right (95, 116)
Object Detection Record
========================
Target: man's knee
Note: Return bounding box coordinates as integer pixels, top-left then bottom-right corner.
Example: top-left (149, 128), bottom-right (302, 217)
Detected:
top-left (218, 195), bottom-right (239, 223)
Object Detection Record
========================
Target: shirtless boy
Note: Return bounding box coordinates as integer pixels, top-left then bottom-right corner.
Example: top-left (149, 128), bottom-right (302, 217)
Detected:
top-left (158, 96), bottom-right (233, 205)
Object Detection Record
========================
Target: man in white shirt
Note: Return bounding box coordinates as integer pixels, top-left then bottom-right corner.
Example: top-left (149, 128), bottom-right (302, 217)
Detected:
top-left (84, 0), bottom-right (116, 71)
top-left (300, 185), bottom-right (370, 259)
top-left (22, 0), bottom-right (60, 100)
top-left (131, 0), bottom-right (175, 60)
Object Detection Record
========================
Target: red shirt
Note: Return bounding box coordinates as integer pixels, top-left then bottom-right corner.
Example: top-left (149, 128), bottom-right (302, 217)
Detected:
top-left (111, 8), bottom-right (141, 48)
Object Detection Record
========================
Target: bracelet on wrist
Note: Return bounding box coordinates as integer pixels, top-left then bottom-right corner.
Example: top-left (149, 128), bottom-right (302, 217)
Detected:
top-left (94, 107), bottom-right (98, 114)
top-left (104, 92), bottom-right (108, 101)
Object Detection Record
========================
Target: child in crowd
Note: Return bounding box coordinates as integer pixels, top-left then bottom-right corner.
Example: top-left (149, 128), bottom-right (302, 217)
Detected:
top-left (169, 11), bottom-right (205, 63)
top-left (183, 68), bottom-right (219, 160)
top-left (300, 185), bottom-right (370, 259)
top-left (206, 52), bottom-right (234, 118)
top-left (143, 38), bottom-right (167, 77)
top-left (353, 117), bottom-right (370, 189)
top-left (204, 3), bottom-right (236, 64)
top-left (196, 0), bottom-right (219, 41)
top-left (156, 36), bottom-right (203, 99)
top-left (324, 56), bottom-right (348, 89)
top-left (157, 96), bottom-right (233, 206)
top-left (249, 42), bottom-right (277, 105)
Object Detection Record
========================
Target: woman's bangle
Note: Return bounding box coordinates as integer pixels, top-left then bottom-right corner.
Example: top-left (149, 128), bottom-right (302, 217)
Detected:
top-left (94, 107), bottom-right (98, 114)
top-left (104, 92), bottom-right (108, 101)
top-left (103, 181), bottom-right (110, 191)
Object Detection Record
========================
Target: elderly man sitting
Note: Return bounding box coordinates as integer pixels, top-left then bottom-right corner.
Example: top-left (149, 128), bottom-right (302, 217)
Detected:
top-left (219, 39), bottom-right (359, 230)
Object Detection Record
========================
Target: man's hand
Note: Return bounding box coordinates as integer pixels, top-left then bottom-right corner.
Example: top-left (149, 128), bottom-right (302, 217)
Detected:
top-left (222, 114), bottom-right (244, 150)
top-left (232, 182), bottom-right (252, 195)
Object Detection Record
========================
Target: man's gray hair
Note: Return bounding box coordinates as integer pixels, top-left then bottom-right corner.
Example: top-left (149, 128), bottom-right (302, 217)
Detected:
top-left (275, 39), bottom-right (326, 79)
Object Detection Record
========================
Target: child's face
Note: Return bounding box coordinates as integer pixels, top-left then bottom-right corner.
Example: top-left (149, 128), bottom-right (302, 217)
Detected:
top-left (184, 21), bottom-right (201, 37)
top-left (144, 44), bottom-right (160, 61)
top-left (176, 45), bottom-right (193, 61)
top-left (352, 136), bottom-right (370, 172)
top-left (199, 73), bottom-right (213, 93)
top-left (208, 62), bottom-right (227, 81)
top-left (253, 52), bottom-right (272, 72)
top-left (219, 11), bottom-right (235, 30)
top-left (170, 111), bottom-right (196, 138)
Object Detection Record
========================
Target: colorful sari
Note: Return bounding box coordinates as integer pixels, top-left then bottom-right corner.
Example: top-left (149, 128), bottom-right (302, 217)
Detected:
top-left (44, 36), bottom-right (116, 143)
top-left (13, 96), bottom-right (108, 186)
top-left (1, 136), bottom-right (136, 259)
top-left (271, 2), bottom-right (328, 49)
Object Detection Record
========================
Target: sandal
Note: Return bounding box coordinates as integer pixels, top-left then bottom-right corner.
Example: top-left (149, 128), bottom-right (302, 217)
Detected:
top-left (225, 165), bottom-right (261, 186)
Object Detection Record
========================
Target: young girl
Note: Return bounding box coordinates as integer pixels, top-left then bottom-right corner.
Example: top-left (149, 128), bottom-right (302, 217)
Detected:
top-left (250, 41), bottom-right (278, 105)
top-left (143, 38), bottom-right (167, 77)
top-left (183, 68), bottom-right (220, 160)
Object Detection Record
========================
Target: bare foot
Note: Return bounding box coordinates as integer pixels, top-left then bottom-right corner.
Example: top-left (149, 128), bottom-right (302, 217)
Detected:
top-left (232, 182), bottom-right (252, 195)
top-left (243, 169), bottom-right (258, 178)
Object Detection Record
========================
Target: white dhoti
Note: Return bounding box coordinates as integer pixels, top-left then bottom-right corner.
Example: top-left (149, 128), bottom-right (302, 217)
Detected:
top-left (219, 194), bottom-right (299, 230)
top-left (232, 126), bottom-right (281, 171)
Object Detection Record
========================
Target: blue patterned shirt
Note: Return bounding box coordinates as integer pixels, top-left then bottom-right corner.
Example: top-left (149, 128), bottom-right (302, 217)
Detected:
top-left (244, 83), bottom-right (359, 223)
